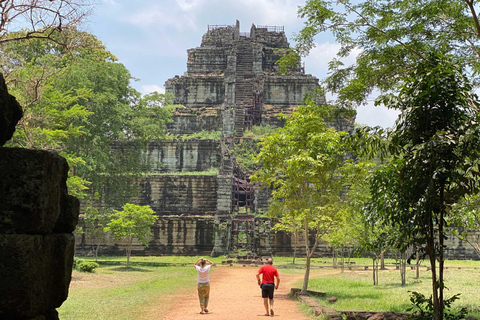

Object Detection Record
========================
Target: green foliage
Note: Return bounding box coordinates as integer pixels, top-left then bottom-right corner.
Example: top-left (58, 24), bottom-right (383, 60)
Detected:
top-left (235, 125), bottom-right (277, 173)
top-left (252, 102), bottom-right (364, 293)
top-left (76, 261), bottom-right (99, 273)
top-left (408, 292), bottom-right (468, 320)
top-left (146, 168), bottom-right (219, 176)
top-left (363, 51), bottom-right (480, 320)
top-left (2, 28), bottom-right (175, 206)
top-left (73, 257), bottom-right (84, 270)
top-left (287, 0), bottom-right (480, 108)
top-left (177, 130), bottom-right (222, 140)
top-left (104, 203), bottom-right (158, 267)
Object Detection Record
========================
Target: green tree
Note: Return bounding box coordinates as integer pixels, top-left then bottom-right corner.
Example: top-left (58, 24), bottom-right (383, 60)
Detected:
top-left (2, 28), bottom-right (177, 204)
top-left (252, 102), bottom-right (356, 294)
top-left (78, 192), bottom-right (115, 262)
top-left (284, 0), bottom-right (480, 107)
top-left (367, 51), bottom-right (480, 320)
top-left (104, 203), bottom-right (158, 268)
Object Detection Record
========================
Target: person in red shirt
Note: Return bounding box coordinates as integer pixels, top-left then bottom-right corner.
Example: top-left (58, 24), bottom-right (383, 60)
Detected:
top-left (256, 258), bottom-right (280, 316)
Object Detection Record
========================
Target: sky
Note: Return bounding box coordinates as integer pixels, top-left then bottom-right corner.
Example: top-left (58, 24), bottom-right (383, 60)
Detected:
top-left (86, 0), bottom-right (400, 128)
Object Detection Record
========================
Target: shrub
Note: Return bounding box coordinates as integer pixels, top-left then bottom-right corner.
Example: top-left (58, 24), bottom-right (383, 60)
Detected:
top-left (73, 257), bottom-right (84, 270)
top-left (77, 261), bottom-right (99, 273)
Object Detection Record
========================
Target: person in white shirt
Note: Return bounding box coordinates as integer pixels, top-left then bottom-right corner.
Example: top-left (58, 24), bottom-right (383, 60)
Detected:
top-left (194, 257), bottom-right (214, 314)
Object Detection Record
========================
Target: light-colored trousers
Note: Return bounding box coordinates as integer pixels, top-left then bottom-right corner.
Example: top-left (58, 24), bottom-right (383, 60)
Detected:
top-left (197, 282), bottom-right (210, 307)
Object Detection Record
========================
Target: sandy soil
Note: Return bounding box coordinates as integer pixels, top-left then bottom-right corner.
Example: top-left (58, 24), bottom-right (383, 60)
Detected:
top-left (160, 266), bottom-right (338, 320)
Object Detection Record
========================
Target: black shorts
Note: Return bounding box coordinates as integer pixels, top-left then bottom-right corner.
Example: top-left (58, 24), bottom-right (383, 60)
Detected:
top-left (261, 283), bottom-right (275, 299)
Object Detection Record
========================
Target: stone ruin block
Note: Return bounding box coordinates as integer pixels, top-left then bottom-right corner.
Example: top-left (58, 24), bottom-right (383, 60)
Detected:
top-left (0, 233), bottom-right (75, 319)
top-left (0, 148), bottom-right (77, 234)
top-left (0, 145), bottom-right (79, 318)
top-left (0, 73), bottom-right (22, 146)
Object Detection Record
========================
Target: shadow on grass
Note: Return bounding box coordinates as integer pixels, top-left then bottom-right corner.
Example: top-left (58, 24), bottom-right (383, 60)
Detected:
top-left (109, 266), bottom-right (153, 272)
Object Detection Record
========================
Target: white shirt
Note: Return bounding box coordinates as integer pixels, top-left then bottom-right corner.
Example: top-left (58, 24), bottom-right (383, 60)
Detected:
top-left (196, 265), bottom-right (211, 283)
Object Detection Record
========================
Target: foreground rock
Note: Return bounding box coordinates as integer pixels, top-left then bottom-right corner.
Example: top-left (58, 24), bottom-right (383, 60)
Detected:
top-left (0, 73), bottom-right (79, 320)
top-left (0, 73), bottom-right (22, 146)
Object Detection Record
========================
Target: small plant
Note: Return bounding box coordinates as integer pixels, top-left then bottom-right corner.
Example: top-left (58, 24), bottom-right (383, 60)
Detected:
top-left (73, 257), bottom-right (84, 270)
top-left (77, 261), bottom-right (99, 273)
top-left (407, 291), bottom-right (467, 320)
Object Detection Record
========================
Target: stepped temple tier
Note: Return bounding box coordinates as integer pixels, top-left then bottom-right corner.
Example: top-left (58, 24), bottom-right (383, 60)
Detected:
top-left (75, 22), bottom-right (480, 259)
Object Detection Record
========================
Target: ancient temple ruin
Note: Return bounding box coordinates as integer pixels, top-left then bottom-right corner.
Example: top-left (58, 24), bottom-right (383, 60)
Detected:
top-left (145, 21), bottom-right (326, 256)
top-left (77, 21), bottom-right (329, 256)
top-left (75, 21), bottom-right (480, 260)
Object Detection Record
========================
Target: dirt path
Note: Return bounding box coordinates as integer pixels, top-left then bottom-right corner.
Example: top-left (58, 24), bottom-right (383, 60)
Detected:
top-left (161, 266), bottom-right (337, 320)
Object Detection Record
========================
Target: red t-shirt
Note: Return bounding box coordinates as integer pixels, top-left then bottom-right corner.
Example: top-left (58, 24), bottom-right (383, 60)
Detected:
top-left (258, 265), bottom-right (279, 284)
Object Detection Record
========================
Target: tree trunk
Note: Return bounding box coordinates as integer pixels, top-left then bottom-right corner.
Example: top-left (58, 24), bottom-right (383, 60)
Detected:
top-left (301, 253), bottom-right (312, 294)
top-left (341, 246), bottom-right (345, 273)
top-left (333, 248), bottom-right (337, 268)
top-left (416, 248), bottom-right (420, 280)
top-left (293, 244), bottom-right (297, 264)
top-left (428, 225), bottom-right (441, 320)
top-left (400, 251), bottom-right (406, 286)
top-left (372, 257), bottom-right (379, 285)
top-left (438, 186), bottom-right (446, 320)
top-left (380, 251), bottom-right (386, 270)
top-left (126, 247), bottom-right (130, 268)
top-left (95, 243), bottom-right (100, 262)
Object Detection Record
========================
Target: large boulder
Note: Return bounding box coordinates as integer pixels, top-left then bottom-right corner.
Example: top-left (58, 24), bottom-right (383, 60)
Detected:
top-left (0, 148), bottom-right (73, 234)
top-left (0, 234), bottom-right (75, 319)
top-left (0, 147), bottom-right (80, 319)
top-left (0, 73), bottom-right (22, 146)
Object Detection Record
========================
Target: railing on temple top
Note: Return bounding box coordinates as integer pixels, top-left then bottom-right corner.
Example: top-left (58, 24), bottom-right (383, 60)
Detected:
top-left (239, 32), bottom-right (250, 38)
top-left (208, 24), bottom-right (235, 30)
top-left (256, 25), bottom-right (284, 33)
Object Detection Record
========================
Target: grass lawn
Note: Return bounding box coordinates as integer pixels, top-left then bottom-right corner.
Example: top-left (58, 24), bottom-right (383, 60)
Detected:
top-left (303, 265), bottom-right (480, 318)
top-left (62, 256), bottom-right (480, 319)
top-left (58, 264), bottom-right (198, 320)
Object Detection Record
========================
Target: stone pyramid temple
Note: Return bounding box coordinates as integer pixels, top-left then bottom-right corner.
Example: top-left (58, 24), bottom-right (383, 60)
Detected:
top-left (78, 21), bottom-right (352, 257)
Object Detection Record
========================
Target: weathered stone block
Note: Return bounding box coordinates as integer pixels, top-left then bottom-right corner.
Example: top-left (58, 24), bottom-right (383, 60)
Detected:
top-left (0, 148), bottom-right (69, 234)
top-left (0, 233), bottom-right (75, 319)
top-left (54, 194), bottom-right (80, 233)
top-left (0, 73), bottom-right (23, 146)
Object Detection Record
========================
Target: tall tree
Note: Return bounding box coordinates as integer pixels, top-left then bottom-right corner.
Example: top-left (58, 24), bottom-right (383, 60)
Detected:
top-left (367, 51), bottom-right (480, 320)
top-left (2, 28), bottom-right (177, 204)
top-left (252, 102), bottom-right (357, 294)
top-left (284, 0), bottom-right (480, 107)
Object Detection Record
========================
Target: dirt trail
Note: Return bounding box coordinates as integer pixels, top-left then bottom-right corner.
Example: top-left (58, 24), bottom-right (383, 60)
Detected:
top-left (161, 266), bottom-right (337, 320)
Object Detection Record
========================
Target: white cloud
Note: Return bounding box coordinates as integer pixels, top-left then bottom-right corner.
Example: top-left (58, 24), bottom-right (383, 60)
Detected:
top-left (356, 102), bottom-right (400, 129)
top-left (176, 0), bottom-right (203, 11)
top-left (141, 84), bottom-right (165, 95)
top-left (235, 0), bottom-right (301, 25)
top-left (127, 6), bottom-right (197, 30)
top-left (304, 42), bottom-right (362, 79)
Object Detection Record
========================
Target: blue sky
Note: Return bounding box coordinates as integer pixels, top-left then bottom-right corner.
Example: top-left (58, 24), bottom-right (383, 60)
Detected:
top-left (86, 0), bottom-right (399, 128)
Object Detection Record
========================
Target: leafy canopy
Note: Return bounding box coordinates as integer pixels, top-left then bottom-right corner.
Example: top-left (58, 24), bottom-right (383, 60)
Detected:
top-left (286, 0), bottom-right (480, 108)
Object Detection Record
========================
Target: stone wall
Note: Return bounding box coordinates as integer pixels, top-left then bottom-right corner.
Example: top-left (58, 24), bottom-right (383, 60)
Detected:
top-left (136, 175), bottom-right (218, 216)
top-left (187, 47), bottom-right (229, 74)
top-left (262, 47), bottom-right (302, 73)
top-left (263, 75), bottom-right (322, 107)
top-left (1, 72), bottom-right (80, 320)
top-left (77, 216), bottom-right (216, 256)
top-left (254, 28), bottom-right (289, 48)
top-left (168, 109), bottom-right (222, 134)
top-left (143, 140), bottom-right (221, 173)
top-left (165, 75), bottom-right (225, 108)
top-left (201, 25), bottom-right (237, 47)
